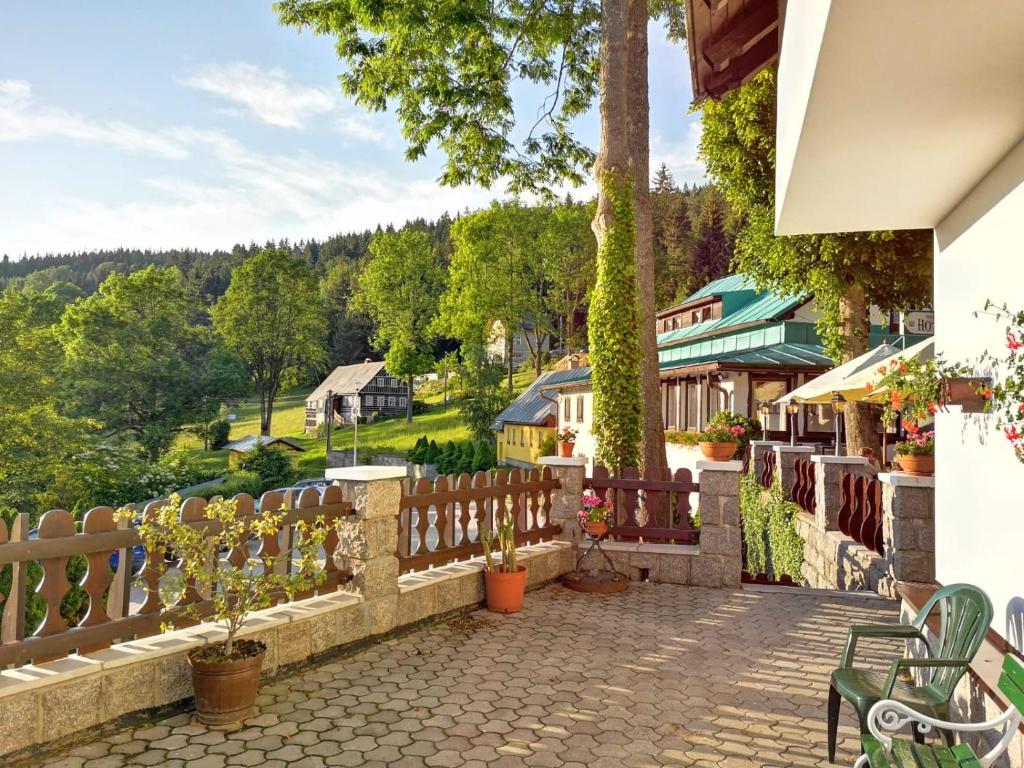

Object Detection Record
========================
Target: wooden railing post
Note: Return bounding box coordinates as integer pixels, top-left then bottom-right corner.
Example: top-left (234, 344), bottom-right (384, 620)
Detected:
top-left (1, 513), bottom-right (28, 644)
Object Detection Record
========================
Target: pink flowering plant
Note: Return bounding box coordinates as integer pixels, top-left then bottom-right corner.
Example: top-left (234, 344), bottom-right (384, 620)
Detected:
top-left (698, 421), bottom-right (746, 444)
top-left (976, 302), bottom-right (1024, 464)
top-left (577, 489), bottom-right (613, 526)
top-left (895, 430), bottom-right (935, 457)
top-left (556, 426), bottom-right (578, 444)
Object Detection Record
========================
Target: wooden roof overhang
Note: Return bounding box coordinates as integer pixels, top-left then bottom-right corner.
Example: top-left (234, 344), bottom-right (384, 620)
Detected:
top-left (684, 0), bottom-right (781, 102)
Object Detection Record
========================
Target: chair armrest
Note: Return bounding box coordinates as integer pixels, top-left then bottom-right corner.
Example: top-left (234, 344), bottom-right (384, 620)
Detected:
top-left (880, 658), bottom-right (969, 698)
top-left (840, 624), bottom-right (928, 668)
top-left (865, 698), bottom-right (1022, 766)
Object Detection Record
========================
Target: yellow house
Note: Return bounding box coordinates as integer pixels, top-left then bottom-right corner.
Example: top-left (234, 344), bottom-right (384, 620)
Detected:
top-left (491, 370), bottom-right (577, 468)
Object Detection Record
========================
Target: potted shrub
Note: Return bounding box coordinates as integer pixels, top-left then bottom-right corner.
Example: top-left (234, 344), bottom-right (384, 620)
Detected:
top-left (697, 421), bottom-right (746, 461)
top-left (479, 507), bottom-right (526, 613)
top-left (895, 429), bottom-right (935, 476)
top-left (578, 490), bottom-right (613, 538)
top-left (556, 426), bottom-right (578, 457)
top-left (118, 494), bottom-right (328, 724)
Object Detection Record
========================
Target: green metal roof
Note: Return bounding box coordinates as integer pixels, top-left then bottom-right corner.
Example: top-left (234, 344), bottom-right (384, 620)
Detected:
top-left (656, 274), bottom-right (808, 347)
top-left (658, 342), bottom-right (832, 370)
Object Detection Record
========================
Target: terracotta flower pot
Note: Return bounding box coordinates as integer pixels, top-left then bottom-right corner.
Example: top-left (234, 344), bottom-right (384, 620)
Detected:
top-left (187, 640), bottom-right (266, 725)
top-left (584, 520), bottom-right (609, 538)
top-left (897, 453), bottom-right (934, 476)
top-left (484, 565), bottom-right (527, 614)
top-left (558, 441), bottom-right (575, 458)
top-left (699, 441), bottom-right (738, 461)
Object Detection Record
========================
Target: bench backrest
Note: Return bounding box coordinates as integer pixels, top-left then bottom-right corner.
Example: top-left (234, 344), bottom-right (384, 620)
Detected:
top-left (999, 654), bottom-right (1024, 714)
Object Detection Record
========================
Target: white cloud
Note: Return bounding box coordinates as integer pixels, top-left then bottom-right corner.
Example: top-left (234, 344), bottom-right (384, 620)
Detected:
top-left (179, 62), bottom-right (337, 129)
top-left (0, 79), bottom-right (189, 159)
top-left (651, 120), bottom-right (707, 186)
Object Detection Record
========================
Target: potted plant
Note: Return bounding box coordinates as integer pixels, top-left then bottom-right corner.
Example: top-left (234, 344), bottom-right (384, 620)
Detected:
top-left (895, 429), bottom-right (935, 476)
top-left (479, 507), bottom-right (526, 613)
top-left (556, 426), bottom-right (578, 457)
top-left (578, 490), bottom-right (613, 538)
top-left (118, 494), bottom-right (328, 725)
top-left (697, 421), bottom-right (746, 461)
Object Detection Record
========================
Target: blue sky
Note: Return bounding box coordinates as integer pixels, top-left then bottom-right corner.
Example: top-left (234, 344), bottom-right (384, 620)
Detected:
top-left (1, 3), bottom-right (704, 257)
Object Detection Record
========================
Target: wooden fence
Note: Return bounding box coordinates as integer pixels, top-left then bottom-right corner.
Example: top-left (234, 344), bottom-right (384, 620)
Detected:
top-left (838, 471), bottom-right (884, 556)
top-left (0, 486), bottom-right (353, 669)
top-left (791, 457), bottom-right (816, 515)
top-left (759, 449), bottom-right (777, 489)
top-left (587, 466), bottom-right (700, 545)
top-left (397, 468), bottom-right (562, 574)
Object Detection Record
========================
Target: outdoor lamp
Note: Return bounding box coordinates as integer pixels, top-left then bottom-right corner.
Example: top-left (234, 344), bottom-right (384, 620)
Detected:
top-left (786, 398), bottom-right (799, 446)
top-left (758, 400), bottom-right (771, 430)
top-left (830, 393), bottom-right (846, 455)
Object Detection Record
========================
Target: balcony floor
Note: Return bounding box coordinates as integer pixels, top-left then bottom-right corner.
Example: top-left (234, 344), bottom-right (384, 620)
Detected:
top-left (37, 583), bottom-right (899, 767)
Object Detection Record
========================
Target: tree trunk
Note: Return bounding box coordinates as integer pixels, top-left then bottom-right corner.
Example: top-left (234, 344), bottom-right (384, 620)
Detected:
top-left (506, 330), bottom-right (514, 395)
top-left (406, 374), bottom-right (414, 423)
top-left (588, 0), bottom-right (642, 469)
top-left (628, 0), bottom-right (669, 479)
top-left (838, 283), bottom-right (879, 457)
top-left (258, 383), bottom-right (271, 436)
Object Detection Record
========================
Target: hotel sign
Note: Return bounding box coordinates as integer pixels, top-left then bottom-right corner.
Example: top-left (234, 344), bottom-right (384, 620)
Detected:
top-left (901, 311), bottom-right (934, 336)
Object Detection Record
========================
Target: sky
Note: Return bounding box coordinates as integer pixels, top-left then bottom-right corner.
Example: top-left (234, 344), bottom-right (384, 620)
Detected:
top-left (0, 3), bottom-right (705, 257)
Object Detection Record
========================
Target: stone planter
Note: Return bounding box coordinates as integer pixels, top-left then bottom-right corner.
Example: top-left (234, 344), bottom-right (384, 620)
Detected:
top-left (895, 453), bottom-right (934, 476)
top-left (699, 441), bottom-right (738, 462)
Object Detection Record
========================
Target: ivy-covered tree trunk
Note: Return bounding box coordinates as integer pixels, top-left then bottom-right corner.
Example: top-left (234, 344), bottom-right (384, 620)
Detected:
top-left (628, 0), bottom-right (669, 479)
top-left (839, 283), bottom-right (879, 457)
top-left (589, 0), bottom-right (642, 470)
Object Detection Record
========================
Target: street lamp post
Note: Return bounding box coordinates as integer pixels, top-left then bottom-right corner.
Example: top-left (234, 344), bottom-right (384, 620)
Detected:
top-left (786, 398), bottom-right (799, 446)
top-left (831, 393), bottom-right (847, 456)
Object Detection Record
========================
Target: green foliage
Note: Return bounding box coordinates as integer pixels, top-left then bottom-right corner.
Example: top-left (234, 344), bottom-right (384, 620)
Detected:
top-left (706, 411), bottom-right (762, 453)
top-left (739, 470), bottom-right (804, 581)
top-left (353, 229), bottom-right (444, 416)
top-left (406, 435), bottom-right (429, 463)
top-left (481, 507), bottom-right (518, 573)
top-left (238, 444), bottom-right (296, 493)
top-left (212, 249), bottom-right (327, 436)
top-left (435, 441), bottom-right (459, 476)
top-left (202, 471), bottom-right (263, 501)
top-left (472, 441), bottom-right (494, 472)
top-left (456, 344), bottom-right (512, 442)
top-left (208, 420), bottom-right (232, 450)
top-left (59, 266), bottom-right (220, 459)
top-left (698, 68), bottom-right (933, 361)
top-left (665, 430), bottom-right (700, 447)
top-left (425, 440), bottom-right (442, 464)
top-left (121, 494), bottom-right (327, 657)
top-left (977, 302), bottom-right (1024, 463)
top-left (538, 432), bottom-right (558, 457)
top-left (275, 0), bottom-right (601, 195)
top-left (589, 171), bottom-right (642, 469)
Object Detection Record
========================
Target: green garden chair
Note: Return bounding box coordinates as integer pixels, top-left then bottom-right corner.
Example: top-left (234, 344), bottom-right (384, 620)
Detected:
top-left (854, 653), bottom-right (1023, 767)
top-left (827, 583), bottom-right (993, 763)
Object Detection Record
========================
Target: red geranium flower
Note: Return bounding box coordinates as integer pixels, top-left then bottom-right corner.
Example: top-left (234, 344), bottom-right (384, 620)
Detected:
top-left (927, 402), bottom-right (938, 415)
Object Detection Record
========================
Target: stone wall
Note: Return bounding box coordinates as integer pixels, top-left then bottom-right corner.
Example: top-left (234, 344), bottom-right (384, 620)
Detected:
top-left (0, 467), bottom-right (573, 763)
top-left (554, 459), bottom-right (743, 588)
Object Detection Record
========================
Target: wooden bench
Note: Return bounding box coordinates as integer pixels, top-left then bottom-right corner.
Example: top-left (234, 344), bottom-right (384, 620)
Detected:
top-left (854, 654), bottom-right (1023, 767)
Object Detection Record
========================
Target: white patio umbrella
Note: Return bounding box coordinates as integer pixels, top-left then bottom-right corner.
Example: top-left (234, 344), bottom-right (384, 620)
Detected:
top-left (774, 342), bottom-right (899, 405)
top-left (843, 337), bottom-right (934, 399)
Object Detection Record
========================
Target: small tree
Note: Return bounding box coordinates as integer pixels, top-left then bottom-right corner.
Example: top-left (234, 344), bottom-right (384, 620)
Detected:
top-left (238, 444), bottom-right (295, 493)
top-left (118, 495), bottom-right (328, 658)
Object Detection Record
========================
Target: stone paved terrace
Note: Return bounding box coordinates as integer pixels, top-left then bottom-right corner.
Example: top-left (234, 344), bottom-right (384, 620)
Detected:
top-left (29, 583), bottom-right (899, 768)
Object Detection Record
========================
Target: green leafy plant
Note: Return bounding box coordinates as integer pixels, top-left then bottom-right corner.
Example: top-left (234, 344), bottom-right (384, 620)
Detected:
top-left (739, 469), bottom-right (803, 581)
top-left (555, 426), bottom-right (578, 444)
top-left (871, 355), bottom-right (968, 429)
top-left (480, 507), bottom-right (517, 573)
top-left (895, 431), bottom-right (935, 457)
top-left (238, 444), bottom-right (295, 492)
top-left (976, 302), bottom-right (1024, 464)
top-left (665, 430), bottom-right (701, 447)
top-left (117, 494), bottom-right (328, 659)
top-left (707, 411), bottom-right (762, 452)
top-left (698, 421), bottom-right (746, 444)
top-left (538, 433), bottom-right (558, 457)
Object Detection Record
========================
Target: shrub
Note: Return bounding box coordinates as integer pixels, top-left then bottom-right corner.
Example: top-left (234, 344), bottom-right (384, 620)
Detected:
top-left (436, 441), bottom-right (458, 475)
top-left (739, 470), bottom-right (768, 576)
top-left (738, 467), bottom-right (803, 581)
top-left (456, 442), bottom-right (475, 475)
top-left (203, 471), bottom-right (263, 500)
top-left (425, 440), bottom-right (442, 464)
top-left (706, 411), bottom-right (762, 455)
top-left (208, 420), bottom-right (231, 450)
top-left (238, 444), bottom-right (295, 492)
top-left (538, 433), bottom-right (558, 457)
top-left (406, 435), bottom-right (429, 463)
top-left (665, 430), bottom-right (700, 447)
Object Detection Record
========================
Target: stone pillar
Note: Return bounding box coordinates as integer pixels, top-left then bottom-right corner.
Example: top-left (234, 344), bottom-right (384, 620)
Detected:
top-left (696, 460), bottom-right (743, 588)
top-left (774, 445), bottom-right (816, 500)
top-left (879, 472), bottom-right (935, 584)
top-left (810, 455), bottom-right (872, 531)
top-left (326, 466), bottom-right (405, 637)
top-left (538, 456), bottom-right (587, 542)
top-left (749, 440), bottom-right (783, 478)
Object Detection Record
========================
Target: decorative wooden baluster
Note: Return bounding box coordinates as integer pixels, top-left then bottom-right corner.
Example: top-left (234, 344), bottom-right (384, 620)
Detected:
top-left (319, 485), bottom-right (343, 589)
top-left (539, 467), bottom-right (553, 529)
top-left (1, 514), bottom-right (28, 646)
top-left (137, 500), bottom-right (167, 632)
top-left (177, 497), bottom-right (208, 613)
top-left (256, 490), bottom-right (286, 604)
top-left (78, 507), bottom-right (117, 654)
top-left (621, 466), bottom-right (642, 530)
top-left (409, 478), bottom-right (431, 555)
top-left (465, 473), bottom-right (484, 546)
top-left (507, 469), bottom-right (523, 535)
top-left (226, 493), bottom-right (254, 571)
top-left (472, 471), bottom-right (490, 547)
top-left (107, 515), bottom-right (132, 625)
top-left (675, 468), bottom-right (696, 541)
top-left (421, 477), bottom-right (440, 553)
top-left (862, 479), bottom-right (883, 555)
top-left (644, 465), bottom-right (667, 529)
top-left (32, 509), bottom-right (77, 662)
top-left (492, 469), bottom-right (509, 540)
top-left (292, 487), bottom-right (322, 600)
top-left (838, 472), bottom-right (853, 535)
top-left (850, 476), bottom-right (866, 543)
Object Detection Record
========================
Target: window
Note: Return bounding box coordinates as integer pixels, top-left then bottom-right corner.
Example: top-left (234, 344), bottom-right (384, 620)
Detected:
top-left (388, 396), bottom-right (396, 407)
top-left (685, 381), bottom-right (699, 430)
top-left (706, 382), bottom-right (723, 420)
top-left (805, 403), bottom-right (836, 433)
top-left (691, 311), bottom-right (700, 324)
top-left (750, 379), bottom-right (790, 432)
top-left (563, 395), bottom-right (571, 422)
top-left (399, 397), bottom-right (407, 407)
top-left (365, 395), bottom-right (374, 407)
top-left (529, 431), bottom-right (534, 447)
top-left (701, 306), bottom-right (712, 321)
top-left (664, 381), bottom-right (678, 430)
top-left (576, 395), bottom-right (584, 423)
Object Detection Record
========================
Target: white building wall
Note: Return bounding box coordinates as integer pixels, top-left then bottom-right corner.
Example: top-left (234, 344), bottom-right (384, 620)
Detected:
top-left (933, 135), bottom-right (1024, 652)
